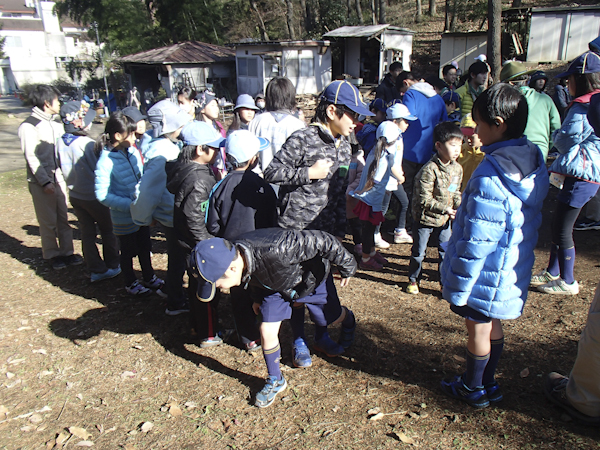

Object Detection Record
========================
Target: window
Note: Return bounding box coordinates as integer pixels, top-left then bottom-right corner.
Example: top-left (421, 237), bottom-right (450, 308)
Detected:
top-left (4, 36), bottom-right (22, 47)
top-left (285, 50), bottom-right (314, 78)
top-left (300, 57), bottom-right (314, 77)
top-left (238, 57), bottom-right (258, 78)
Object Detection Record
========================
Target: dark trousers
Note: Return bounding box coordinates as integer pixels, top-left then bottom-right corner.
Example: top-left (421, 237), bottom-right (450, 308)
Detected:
top-left (360, 220), bottom-right (377, 255)
top-left (408, 221), bottom-right (452, 282)
top-left (401, 160), bottom-right (424, 231)
top-left (117, 227), bottom-right (154, 286)
top-left (70, 196), bottom-right (120, 274)
top-left (230, 285), bottom-right (261, 344)
top-left (393, 183), bottom-right (409, 230)
top-left (188, 273), bottom-right (220, 339)
top-left (163, 226), bottom-right (187, 305)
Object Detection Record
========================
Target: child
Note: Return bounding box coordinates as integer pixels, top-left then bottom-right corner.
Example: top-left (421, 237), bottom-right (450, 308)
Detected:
top-left (346, 134), bottom-right (366, 255)
top-left (532, 50), bottom-right (600, 296)
top-left (122, 106), bottom-right (151, 159)
top-left (263, 80), bottom-right (371, 367)
top-left (166, 121), bottom-right (225, 338)
top-left (177, 87), bottom-right (197, 118)
top-left (19, 85), bottom-right (82, 270)
top-left (457, 114), bottom-right (484, 191)
top-left (196, 90), bottom-right (227, 179)
top-left (355, 97), bottom-right (387, 156)
top-left (131, 100), bottom-right (191, 312)
top-left (227, 94), bottom-right (259, 134)
top-left (385, 103), bottom-right (418, 244)
top-left (406, 122), bottom-right (463, 294)
top-left (188, 228), bottom-right (357, 407)
top-left (350, 122), bottom-right (403, 271)
top-left (58, 101), bottom-right (120, 283)
top-left (442, 90), bottom-right (461, 124)
top-left (440, 83), bottom-right (549, 408)
top-left (95, 112), bottom-right (163, 295)
top-left (206, 130), bottom-right (277, 350)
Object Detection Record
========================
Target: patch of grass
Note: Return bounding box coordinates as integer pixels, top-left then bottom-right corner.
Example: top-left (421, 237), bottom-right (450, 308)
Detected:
top-left (0, 169), bottom-right (26, 194)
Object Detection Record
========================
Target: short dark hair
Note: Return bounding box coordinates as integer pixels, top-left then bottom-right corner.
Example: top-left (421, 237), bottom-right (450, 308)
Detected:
top-left (179, 144), bottom-right (212, 163)
top-left (396, 71), bottom-right (417, 86)
top-left (265, 76), bottom-right (297, 111)
top-left (425, 75), bottom-right (447, 91)
top-left (30, 84), bottom-right (61, 109)
top-left (468, 61), bottom-right (489, 78)
top-left (472, 83), bottom-right (528, 140)
top-left (433, 121), bottom-right (463, 144)
top-left (389, 61), bottom-right (403, 73)
top-left (569, 73), bottom-right (600, 98)
top-left (442, 65), bottom-right (456, 76)
top-left (312, 100), bottom-right (344, 124)
top-left (177, 86), bottom-right (196, 100)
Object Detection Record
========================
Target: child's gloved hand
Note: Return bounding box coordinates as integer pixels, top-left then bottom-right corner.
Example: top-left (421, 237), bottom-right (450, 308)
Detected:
top-left (308, 159), bottom-right (334, 180)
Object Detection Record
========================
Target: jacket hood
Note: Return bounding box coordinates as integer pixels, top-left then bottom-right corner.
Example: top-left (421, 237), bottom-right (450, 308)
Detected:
top-left (519, 85), bottom-right (536, 100)
top-left (483, 138), bottom-right (548, 207)
top-left (408, 82), bottom-right (437, 98)
top-left (145, 136), bottom-right (181, 161)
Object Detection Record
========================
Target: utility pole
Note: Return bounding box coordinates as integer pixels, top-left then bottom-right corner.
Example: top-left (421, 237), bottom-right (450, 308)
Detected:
top-left (92, 22), bottom-right (110, 113)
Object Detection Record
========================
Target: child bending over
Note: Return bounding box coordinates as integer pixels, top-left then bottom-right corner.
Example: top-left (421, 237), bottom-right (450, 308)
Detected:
top-left (440, 83), bottom-right (549, 408)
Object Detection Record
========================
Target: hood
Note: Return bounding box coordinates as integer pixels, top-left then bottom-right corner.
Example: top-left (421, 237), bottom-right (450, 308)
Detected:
top-left (270, 111), bottom-right (295, 123)
top-left (483, 138), bottom-right (549, 207)
top-left (166, 160), bottom-right (210, 195)
top-left (519, 85), bottom-right (537, 100)
top-left (144, 136), bottom-right (181, 162)
top-left (408, 82), bottom-right (437, 98)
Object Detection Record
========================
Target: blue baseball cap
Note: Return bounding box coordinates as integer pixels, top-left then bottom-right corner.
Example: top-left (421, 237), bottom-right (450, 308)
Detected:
top-left (376, 121), bottom-right (400, 142)
top-left (226, 130), bottom-right (269, 163)
top-left (441, 90), bottom-right (461, 108)
top-left (386, 103), bottom-right (417, 121)
top-left (179, 121), bottom-right (225, 148)
top-left (320, 80), bottom-right (374, 116)
top-left (122, 106), bottom-right (147, 123)
top-left (234, 94), bottom-right (259, 111)
top-left (189, 238), bottom-right (238, 302)
top-left (370, 98), bottom-right (387, 113)
top-left (555, 51), bottom-right (600, 78)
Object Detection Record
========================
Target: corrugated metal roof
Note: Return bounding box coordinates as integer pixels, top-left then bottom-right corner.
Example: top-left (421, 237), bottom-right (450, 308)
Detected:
top-left (323, 25), bottom-right (414, 38)
top-left (0, 18), bottom-right (43, 31)
top-left (0, 0), bottom-right (36, 14)
top-left (119, 41), bottom-right (235, 64)
top-left (229, 39), bottom-right (330, 47)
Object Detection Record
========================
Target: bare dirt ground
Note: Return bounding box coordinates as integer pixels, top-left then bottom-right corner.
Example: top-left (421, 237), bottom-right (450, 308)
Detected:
top-left (1, 160), bottom-right (600, 450)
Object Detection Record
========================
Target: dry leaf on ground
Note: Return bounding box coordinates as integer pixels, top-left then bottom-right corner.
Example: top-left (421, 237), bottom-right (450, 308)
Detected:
top-left (68, 426), bottom-right (92, 439)
top-left (140, 422), bottom-right (153, 433)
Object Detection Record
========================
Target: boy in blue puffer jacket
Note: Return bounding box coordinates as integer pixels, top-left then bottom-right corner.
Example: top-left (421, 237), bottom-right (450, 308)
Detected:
top-left (440, 84), bottom-right (549, 408)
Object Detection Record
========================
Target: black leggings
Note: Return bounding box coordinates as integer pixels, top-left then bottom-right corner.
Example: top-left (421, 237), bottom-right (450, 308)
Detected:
top-left (360, 220), bottom-right (376, 255)
top-left (552, 201), bottom-right (582, 248)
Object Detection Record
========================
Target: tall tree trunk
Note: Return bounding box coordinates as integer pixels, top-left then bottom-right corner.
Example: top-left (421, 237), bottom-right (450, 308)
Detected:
top-left (415, 0), bottom-right (422, 23)
top-left (347, 0), bottom-right (352, 19)
top-left (511, 0), bottom-right (522, 7)
top-left (300, 0), bottom-right (309, 33)
top-left (379, 0), bottom-right (386, 23)
top-left (355, 0), bottom-right (364, 24)
top-left (250, 0), bottom-right (269, 41)
top-left (449, 0), bottom-right (457, 31)
top-left (488, 0), bottom-right (502, 83)
top-left (428, 0), bottom-right (435, 16)
top-left (444, 0), bottom-right (450, 30)
top-left (371, 0), bottom-right (376, 25)
top-left (284, 0), bottom-right (296, 40)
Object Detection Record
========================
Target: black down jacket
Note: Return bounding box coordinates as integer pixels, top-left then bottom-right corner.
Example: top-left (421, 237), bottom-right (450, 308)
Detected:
top-left (234, 228), bottom-right (357, 302)
top-left (167, 160), bottom-right (217, 250)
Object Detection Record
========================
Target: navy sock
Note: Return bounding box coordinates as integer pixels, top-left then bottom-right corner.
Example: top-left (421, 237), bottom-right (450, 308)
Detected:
top-left (482, 337), bottom-right (504, 386)
top-left (341, 308), bottom-right (355, 328)
top-left (559, 247), bottom-right (576, 284)
top-left (290, 306), bottom-right (306, 342)
top-left (314, 326), bottom-right (327, 342)
top-left (464, 349), bottom-right (490, 389)
top-left (262, 344), bottom-right (281, 380)
top-left (547, 244), bottom-right (560, 277)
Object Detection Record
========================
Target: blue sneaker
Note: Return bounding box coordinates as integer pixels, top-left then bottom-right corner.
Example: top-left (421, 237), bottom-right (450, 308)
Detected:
top-left (441, 375), bottom-right (490, 409)
top-left (484, 380), bottom-right (503, 403)
top-left (338, 309), bottom-right (356, 349)
top-left (293, 339), bottom-right (312, 368)
top-left (91, 266), bottom-right (122, 283)
top-left (314, 335), bottom-right (345, 357)
top-left (255, 375), bottom-right (287, 408)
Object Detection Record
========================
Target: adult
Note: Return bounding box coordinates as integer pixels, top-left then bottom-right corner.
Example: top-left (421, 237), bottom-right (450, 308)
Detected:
top-left (455, 61), bottom-right (489, 117)
top-left (248, 77), bottom-right (305, 175)
top-left (401, 77), bottom-right (449, 201)
top-left (442, 64), bottom-right (458, 91)
top-left (500, 61), bottom-right (561, 161)
top-left (128, 86), bottom-right (141, 110)
top-left (18, 85), bottom-right (82, 270)
top-left (375, 61), bottom-right (404, 104)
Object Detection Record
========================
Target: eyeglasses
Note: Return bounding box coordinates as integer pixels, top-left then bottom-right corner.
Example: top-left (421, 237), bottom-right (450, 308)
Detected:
top-left (337, 105), bottom-right (359, 121)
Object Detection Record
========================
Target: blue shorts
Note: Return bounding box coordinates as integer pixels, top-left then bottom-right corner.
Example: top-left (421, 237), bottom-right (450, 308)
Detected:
top-left (450, 304), bottom-right (492, 323)
top-left (260, 274), bottom-right (343, 324)
top-left (557, 177), bottom-right (600, 209)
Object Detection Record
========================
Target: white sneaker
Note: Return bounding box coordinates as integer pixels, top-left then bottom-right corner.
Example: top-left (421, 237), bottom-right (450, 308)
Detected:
top-left (537, 278), bottom-right (579, 295)
top-left (530, 270), bottom-right (560, 287)
top-left (394, 229), bottom-right (413, 244)
top-left (374, 232), bottom-right (390, 249)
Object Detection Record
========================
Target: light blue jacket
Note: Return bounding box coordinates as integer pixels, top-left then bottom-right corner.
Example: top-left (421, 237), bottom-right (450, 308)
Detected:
top-left (441, 138), bottom-right (549, 320)
top-left (350, 146), bottom-right (395, 211)
top-left (130, 137), bottom-right (180, 228)
top-left (549, 101), bottom-right (600, 183)
top-left (95, 146), bottom-right (143, 235)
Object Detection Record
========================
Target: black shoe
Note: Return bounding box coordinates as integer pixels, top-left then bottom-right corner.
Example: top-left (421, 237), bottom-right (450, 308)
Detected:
top-left (65, 254), bottom-right (84, 266)
top-left (51, 256), bottom-right (67, 270)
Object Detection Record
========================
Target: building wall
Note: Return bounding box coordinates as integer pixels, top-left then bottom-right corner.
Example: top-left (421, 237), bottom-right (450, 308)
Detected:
top-left (344, 38), bottom-right (361, 78)
top-left (439, 33), bottom-right (487, 76)
top-left (381, 32), bottom-right (413, 75)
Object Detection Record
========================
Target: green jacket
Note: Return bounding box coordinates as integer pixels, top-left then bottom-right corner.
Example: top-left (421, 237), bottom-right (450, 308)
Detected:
top-left (519, 86), bottom-right (561, 161)
top-left (412, 154), bottom-right (463, 228)
top-left (456, 82), bottom-right (484, 118)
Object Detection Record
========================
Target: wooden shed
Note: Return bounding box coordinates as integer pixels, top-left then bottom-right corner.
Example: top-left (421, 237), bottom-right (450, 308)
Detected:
top-left (527, 6), bottom-right (600, 63)
top-left (323, 25), bottom-right (414, 85)
top-left (439, 31), bottom-right (487, 77)
top-left (231, 40), bottom-right (332, 97)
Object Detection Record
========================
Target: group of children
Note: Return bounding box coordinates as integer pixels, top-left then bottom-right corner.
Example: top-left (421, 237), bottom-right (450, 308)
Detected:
top-left (22, 55), bottom-right (594, 413)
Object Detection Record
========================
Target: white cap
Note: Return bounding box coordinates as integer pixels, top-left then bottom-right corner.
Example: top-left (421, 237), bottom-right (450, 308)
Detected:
top-left (376, 121), bottom-right (400, 142)
top-left (386, 103), bottom-right (417, 121)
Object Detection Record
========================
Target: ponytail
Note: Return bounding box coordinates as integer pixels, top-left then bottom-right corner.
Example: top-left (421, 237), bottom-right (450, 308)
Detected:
top-left (94, 111), bottom-right (136, 155)
top-left (365, 137), bottom-right (390, 187)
